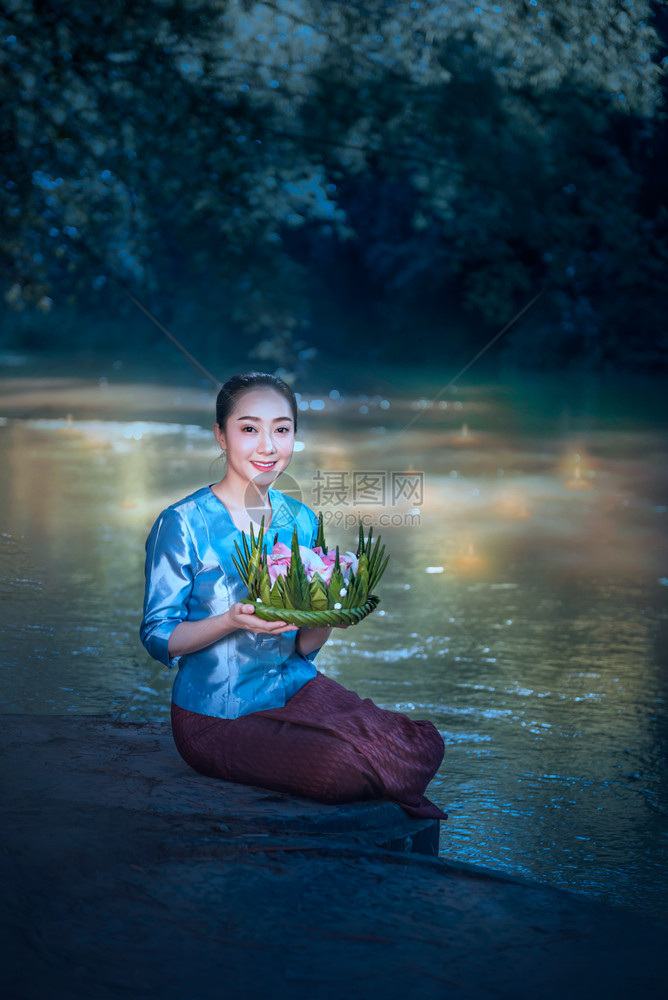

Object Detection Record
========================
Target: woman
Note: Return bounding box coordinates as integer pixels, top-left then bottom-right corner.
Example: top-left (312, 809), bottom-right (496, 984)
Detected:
top-left (140, 370), bottom-right (447, 820)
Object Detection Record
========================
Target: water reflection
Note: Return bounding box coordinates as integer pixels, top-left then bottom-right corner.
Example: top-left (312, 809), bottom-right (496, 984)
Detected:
top-left (0, 375), bottom-right (666, 924)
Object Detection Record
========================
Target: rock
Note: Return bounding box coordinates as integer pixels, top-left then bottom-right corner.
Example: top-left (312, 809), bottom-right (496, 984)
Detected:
top-left (2, 715), bottom-right (665, 1000)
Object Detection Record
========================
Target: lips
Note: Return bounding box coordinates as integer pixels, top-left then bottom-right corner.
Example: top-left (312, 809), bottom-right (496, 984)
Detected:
top-left (251, 460), bottom-right (277, 469)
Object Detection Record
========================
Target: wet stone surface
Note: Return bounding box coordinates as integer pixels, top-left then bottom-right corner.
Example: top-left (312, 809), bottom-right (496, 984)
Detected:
top-left (2, 715), bottom-right (666, 1000)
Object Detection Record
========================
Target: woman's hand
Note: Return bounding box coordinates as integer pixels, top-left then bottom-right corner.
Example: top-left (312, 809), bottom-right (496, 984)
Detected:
top-left (168, 603), bottom-right (366, 659)
top-left (228, 602), bottom-right (297, 636)
top-left (167, 603), bottom-right (296, 658)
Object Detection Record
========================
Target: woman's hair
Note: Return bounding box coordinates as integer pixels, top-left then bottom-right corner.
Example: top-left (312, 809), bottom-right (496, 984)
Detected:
top-left (215, 371), bottom-right (298, 434)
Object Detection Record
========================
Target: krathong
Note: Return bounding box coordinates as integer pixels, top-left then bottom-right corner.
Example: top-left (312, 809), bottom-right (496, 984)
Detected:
top-left (231, 512), bottom-right (390, 626)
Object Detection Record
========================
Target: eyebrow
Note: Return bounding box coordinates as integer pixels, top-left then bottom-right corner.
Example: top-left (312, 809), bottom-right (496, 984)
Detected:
top-left (235, 415), bottom-right (294, 422)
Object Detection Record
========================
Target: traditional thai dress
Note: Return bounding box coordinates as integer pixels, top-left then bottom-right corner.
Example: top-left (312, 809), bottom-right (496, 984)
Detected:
top-left (140, 485), bottom-right (447, 820)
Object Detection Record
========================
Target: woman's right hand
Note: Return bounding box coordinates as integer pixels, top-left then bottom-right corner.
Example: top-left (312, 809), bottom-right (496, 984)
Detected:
top-left (226, 602), bottom-right (297, 636)
top-left (168, 603), bottom-right (296, 658)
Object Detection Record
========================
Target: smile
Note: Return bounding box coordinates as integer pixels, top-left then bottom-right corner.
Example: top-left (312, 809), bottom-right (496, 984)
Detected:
top-left (251, 460), bottom-right (277, 469)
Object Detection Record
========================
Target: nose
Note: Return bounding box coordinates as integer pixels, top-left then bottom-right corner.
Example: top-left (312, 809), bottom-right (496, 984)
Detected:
top-left (257, 431), bottom-right (279, 455)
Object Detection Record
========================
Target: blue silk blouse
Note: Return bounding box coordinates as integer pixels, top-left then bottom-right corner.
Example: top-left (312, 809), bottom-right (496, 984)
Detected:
top-left (140, 485), bottom-right (324, 720)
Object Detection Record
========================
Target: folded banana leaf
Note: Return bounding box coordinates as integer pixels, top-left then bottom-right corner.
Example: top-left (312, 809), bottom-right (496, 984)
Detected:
top-left (234, 512), bottom-right (389, 626)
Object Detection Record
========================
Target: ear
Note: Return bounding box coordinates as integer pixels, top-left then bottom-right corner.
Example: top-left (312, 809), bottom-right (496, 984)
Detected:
top-left (213, 422), bottom-right (227, 450)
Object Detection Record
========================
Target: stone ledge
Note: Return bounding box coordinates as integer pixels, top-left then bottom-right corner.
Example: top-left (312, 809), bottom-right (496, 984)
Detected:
top-left (0, 714), bottom-right (439, 856)
top-left (2, 714), bottom-right (666, 1000)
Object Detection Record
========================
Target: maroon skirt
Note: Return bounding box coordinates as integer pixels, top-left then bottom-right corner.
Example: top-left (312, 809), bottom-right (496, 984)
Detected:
top-left (170, 670), bottom-right (447, 821)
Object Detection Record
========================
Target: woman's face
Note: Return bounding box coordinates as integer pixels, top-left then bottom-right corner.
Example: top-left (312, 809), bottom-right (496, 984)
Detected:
top-left (214, 388), bottom-right (295, 487)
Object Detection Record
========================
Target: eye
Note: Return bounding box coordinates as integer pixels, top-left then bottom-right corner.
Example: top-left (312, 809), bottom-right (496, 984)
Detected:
top-left (240, 424), bottom-right (291, 433)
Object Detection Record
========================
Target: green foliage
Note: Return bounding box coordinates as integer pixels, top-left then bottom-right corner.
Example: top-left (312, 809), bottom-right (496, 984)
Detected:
top-left (308, 574), bottom-right (329, 611)
top-left (282, 525), bottom-right (311, 611)
top-left (1, 0), bottom-right (666, 367)
top-left (259, 557), bottom-right (272, 606)
top-left (236, 514), bottom-right (389, 613)
top-left (326, 550), bottom-right (346, 611)
top-left (268, 574), bottom-right (285, 608)
top-left (346, 551), bottom-right (370, 608)
top-left (314, 511), bottom-right (327, 554)
top-left (233, 511), bottom-right (265, 591)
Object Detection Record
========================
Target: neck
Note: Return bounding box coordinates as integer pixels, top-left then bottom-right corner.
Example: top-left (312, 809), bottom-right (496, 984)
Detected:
top-left (213, 472), bottom-right (271, 509)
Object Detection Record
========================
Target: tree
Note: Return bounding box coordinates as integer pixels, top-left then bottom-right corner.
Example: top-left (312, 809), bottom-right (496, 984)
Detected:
top-left (1, 0), bottom-right (666, 369)
top-left (0, 0), bottom-right (348, 361)
top-left (286, 0), bottom-right (668, 366)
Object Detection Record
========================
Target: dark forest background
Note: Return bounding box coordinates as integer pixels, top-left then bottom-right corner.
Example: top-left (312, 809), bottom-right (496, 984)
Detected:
top-left (1, 0), bottom-right (667, 374)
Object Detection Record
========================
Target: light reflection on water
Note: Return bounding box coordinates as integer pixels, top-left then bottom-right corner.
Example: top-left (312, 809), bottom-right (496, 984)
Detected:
top-left (0, 376), bottom-right (666, 924)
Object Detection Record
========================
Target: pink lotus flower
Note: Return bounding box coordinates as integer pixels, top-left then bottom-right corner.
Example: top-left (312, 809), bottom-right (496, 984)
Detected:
top-left (298, 544), bottom-right (328, 581)
top-left (338, 550), bottom-right (360, 579)
top-left (263, 541), bottom-right (359, 588)
top-left (264, 541), bottom-right (292, 586)
top-left (309, 547), bottom-right (359, 584)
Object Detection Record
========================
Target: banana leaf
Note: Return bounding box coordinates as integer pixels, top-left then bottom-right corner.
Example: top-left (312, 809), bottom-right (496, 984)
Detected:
top-left (246, 516), bottom-right (265, 581)
top-left (283, 526), bottom-right (311, 610)
top-left (231, 548), bottom-right (249, 588)
top-left (259, 561), bottom-right (272, 605)
top-left (269, 576), bottom-right (285, 608)
top-left (327, 548), bottom-right (346, 609)
top-left (308, 575), bottom-right (329, 611)
top-left (314, 511), bottom-right (328, 555)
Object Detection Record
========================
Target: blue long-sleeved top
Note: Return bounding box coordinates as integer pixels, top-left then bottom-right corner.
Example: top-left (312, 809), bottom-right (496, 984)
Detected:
top-left (140, 485), bottom-right (324, 719)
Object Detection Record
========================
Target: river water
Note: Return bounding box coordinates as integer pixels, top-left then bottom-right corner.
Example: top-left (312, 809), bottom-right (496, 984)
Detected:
top-left (1, 362), bottom-right (666, 924)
